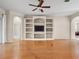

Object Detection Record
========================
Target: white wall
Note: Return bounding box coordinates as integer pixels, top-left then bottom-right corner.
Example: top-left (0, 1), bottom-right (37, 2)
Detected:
top-left (0, 8), bottom-right (5, 15)
top-left (5, 11), bottom-right (24, 42)
top-left (53, 16), bottom-right (70, 39)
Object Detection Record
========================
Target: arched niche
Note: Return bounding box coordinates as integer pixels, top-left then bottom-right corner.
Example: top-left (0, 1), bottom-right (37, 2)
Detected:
top-left (34, 18), bottom-right (45, 23)
top-left (13, 16), bottom-right (22, 39)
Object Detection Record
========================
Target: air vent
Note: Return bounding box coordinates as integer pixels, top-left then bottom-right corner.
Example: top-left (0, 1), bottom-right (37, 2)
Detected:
top-left (64, 0), bottom-right (70, 2)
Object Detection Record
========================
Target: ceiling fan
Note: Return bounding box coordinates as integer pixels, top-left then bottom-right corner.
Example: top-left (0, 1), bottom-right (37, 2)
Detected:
top-left (29, 0), bottom-right (51, 12)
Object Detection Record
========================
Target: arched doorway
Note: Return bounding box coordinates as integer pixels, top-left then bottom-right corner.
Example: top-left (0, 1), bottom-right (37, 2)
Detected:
top-left (71, 16), bottom-right (79, 40)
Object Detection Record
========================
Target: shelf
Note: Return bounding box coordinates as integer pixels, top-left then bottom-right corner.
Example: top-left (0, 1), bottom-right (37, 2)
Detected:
top-left (34, 32), bottom-right (45, 34)
top-left (46, 27), bottom-right (53, 29)
top-left (24, 27), bottom-right (33, 28)
top-left (24, 16), bottom-right (53, 39)
top-left (46, 33), bottom-right (52, 38)
top-left (24, 16), bottom-right (33, 19)
top-left (34, 23), bottom-right (45, 25)
top-left (24, 22), bottom-right (32, 25)
top-left (46, 22), bottom-right (52, 24)
top-left (25, 18), bottom-right (33, 19)
top-left (25, 24), bottom-right (32, 27)
top-left (25, 28), bottom-right (33, 32)
top-left (46, 28), bottom-right (53, 32)
top-left (46, 24), bottom-right (53, 27)
top-left (25, 33), bottom-right (33, 38)
top-left (46, 31), bottom-right (53, 33)
top-left (25, 30), bottom-right (33, 33)
top-left (46, 19), bottom-right (53, 22)
top-left (34, 34), bottom-right (45, 38)
top-left (25, 19), bottom-right (33, 23)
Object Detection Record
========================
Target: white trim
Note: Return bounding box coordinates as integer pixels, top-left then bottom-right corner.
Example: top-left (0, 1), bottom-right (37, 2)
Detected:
top-left (2, 14), bottom-right (6, 43)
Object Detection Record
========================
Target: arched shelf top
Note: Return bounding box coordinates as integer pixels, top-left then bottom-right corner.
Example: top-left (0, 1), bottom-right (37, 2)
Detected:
top-left (34, 18), bottom-right (45, 23)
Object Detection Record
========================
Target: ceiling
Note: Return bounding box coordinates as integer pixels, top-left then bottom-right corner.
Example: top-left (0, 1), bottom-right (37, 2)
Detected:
top-left (0, 0), bottom-right (79, 16)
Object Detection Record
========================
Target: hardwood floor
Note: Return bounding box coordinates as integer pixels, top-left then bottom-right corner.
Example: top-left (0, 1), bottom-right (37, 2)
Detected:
top-left (0, 39), bottom-right (79, 59)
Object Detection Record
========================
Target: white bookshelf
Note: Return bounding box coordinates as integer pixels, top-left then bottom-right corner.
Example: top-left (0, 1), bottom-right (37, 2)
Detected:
top-left (46, 18), bottom-right (53, 39)
top-left (24, 16), bottom-right (53, 40)
top-left (24, 17), bottom-right (33, 39)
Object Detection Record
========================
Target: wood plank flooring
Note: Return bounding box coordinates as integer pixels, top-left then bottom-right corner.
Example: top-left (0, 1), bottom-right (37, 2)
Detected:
top-left (0, 39), bottom-right (79, 59)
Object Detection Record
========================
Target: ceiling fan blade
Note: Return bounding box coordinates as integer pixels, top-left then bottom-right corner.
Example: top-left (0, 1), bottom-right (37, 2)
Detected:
top-left (29, 4), bottom-right (37, 7)
top-left (41, 6), bottom-right (50, 8)
top-left (39, 9), bottom-right (44, 12)
top-left (32, 8), bottom-right (38, 11)
top-left (37, 0), bottom-right (44, 7)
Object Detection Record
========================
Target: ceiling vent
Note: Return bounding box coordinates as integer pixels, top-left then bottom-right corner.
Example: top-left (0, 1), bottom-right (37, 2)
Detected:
top-left (64, 0), bottom-right (70, 2)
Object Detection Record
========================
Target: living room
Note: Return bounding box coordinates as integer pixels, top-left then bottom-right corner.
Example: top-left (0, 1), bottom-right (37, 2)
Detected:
top-left (0, 0), bottom-right (79, 59)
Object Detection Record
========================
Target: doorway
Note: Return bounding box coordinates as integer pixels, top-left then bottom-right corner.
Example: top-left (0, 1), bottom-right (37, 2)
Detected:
top-left (71, 16), bottom-right (79, 40)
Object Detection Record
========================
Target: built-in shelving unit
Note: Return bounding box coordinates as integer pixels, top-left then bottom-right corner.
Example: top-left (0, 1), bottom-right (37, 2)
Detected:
top-left (46, 18), bottom-right (53, 39)
top-left (24, 16), bottom-right (53, 40)
top-left (24, 16), bottom-right (33, 39)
